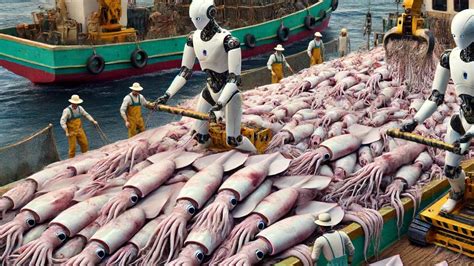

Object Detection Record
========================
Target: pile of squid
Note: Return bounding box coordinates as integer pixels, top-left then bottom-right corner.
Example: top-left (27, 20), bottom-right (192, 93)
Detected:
top-left (0, 46), bottom-right (452, 265)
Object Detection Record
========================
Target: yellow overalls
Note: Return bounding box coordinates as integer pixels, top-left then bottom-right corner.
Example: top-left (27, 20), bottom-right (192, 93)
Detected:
top-left (127, 94), bottom-right (145, 138)
top-left (271, 54), bottom-right (284, 84)
top-left (311, 42), bottom-right (323, 66)
top-left (66, 107), bottom-right (89, 158)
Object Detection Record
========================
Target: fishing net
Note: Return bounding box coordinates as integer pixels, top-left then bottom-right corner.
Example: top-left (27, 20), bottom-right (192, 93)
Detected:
top-left (0, 124), bottom-right (60, 186)
top-left (385, 39), bottom-right (438, 94)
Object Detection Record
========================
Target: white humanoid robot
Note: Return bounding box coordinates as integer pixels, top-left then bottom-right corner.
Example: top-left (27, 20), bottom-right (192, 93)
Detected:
top-left (401, 9), bottom-right (474, 213)
top-left (155, 0), bottom-right (255, 153)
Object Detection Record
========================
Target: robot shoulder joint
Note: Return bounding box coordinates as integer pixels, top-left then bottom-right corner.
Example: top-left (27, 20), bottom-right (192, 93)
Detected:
top-left (224, 35), bottom-right (241, 52)
top-left (440, 49), bottom-right (451, 69)
top-left (186, 32), bottom-right (195, 47)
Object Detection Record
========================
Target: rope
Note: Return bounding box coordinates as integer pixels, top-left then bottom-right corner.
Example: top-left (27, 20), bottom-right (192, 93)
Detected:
top-left (94, 124), bottom-right (111, 145)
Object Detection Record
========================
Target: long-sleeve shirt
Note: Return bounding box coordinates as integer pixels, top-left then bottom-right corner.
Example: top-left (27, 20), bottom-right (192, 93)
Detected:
top-left (311, 231), bottom-right (355, 262)
top-left (120, 93), bottom-right (151, 121)
top-left (338, 35), bottom-right (351, 53)
top-left (267, 53), bottom-right (290, 70)
top-left (60, 105), bottom-right (94, 130)
top-left (307, 39), bottom-right (325, 57)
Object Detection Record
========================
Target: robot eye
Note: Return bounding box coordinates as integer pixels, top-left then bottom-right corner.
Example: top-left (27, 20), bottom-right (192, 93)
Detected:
top-left (257, 220), bottom-right (266, 230)
top-left (196, 17), bottom-right (201, 21)
top-left (453, 34), bottom-right (456, 37)
top-left (461, 34), bottom-right (465, 38)
top-left (187, 205), bottom-right (196, 215)
top-left (194, 250), bottom-right (204, 262)
top-left (230, 197), bottom-right (237, 206)
top-left (255, 249), bottom-right (265, 260)
top-left (95, 248), bottom-right (106, 259)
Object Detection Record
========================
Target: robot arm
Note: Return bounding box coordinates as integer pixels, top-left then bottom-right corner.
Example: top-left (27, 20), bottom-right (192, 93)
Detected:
top-left (215, 35), bottom-right (242, 109)
top-left (414, 51), bottom-right (451, 122)
top-left (159, 33), bottom-right (196, 103)
top-left (402, 50), bottom-right (450, 132)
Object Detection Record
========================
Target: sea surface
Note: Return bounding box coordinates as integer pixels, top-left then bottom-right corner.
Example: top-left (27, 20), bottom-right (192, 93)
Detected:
top-left (0, 0), bottom-right (398, 158)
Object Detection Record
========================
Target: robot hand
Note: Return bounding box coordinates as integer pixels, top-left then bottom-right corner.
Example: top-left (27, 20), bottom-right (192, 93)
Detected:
top-left (459, 132), bottom-right (474, 144)
top-left (452, 132), bottom-right (474, 155)
top-left (209, 103), bottom-right (223, 123)
top-left (155, 93), bottom-right (170, 105)
top-left (400, 119), bottom-right (418, 132)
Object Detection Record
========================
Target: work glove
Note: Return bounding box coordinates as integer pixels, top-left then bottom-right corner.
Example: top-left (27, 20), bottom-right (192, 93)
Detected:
top-left (155, 93), bottom-right (170, 105)
top-left (400, 119), bottom-right (418, 133)
top-left (209, 103), bottom-right (223, 123)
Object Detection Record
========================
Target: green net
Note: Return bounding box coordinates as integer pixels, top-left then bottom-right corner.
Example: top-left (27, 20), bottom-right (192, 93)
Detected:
top-left (0, 124), bottom-right (60, 186)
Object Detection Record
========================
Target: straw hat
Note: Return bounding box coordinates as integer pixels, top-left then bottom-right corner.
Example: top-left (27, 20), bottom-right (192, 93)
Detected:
top-left (274, 44), bottom-right (285, 51)
top-left (68, 94), bottom-right (83, 104)
top-left (130, 82), bottom-right (144, 91)
top-left (314, 32), bottom-right (322, 37)
top-left (341, 28), bottom-right (347, 33)
top-left (314, 213), bottom-right (333, 226)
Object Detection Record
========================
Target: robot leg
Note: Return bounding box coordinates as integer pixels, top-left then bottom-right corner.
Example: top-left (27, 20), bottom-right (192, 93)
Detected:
top-left (192, 92), bottom-right (213, 145)
top-left (225, 93), bottom-right (257, 153)
top-left (441, 114), bottom-right (467, 213)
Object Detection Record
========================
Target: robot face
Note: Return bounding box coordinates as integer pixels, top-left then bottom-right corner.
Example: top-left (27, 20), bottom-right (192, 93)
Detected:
top-left (189, 0), bottom-right (215, 30)
top-left (451, 9), bottom-right (474, 50)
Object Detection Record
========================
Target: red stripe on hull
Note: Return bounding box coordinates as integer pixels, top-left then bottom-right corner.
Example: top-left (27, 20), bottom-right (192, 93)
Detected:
top-left (0, 16), bottom-right (330, 84)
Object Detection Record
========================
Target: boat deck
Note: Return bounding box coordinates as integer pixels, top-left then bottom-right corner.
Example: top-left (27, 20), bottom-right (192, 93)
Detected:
top-left (366, 236), bottom-right (474, 265)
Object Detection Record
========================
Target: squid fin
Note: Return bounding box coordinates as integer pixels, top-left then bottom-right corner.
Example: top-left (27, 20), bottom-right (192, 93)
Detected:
top-left (232, 180), bottom-right (273, 219)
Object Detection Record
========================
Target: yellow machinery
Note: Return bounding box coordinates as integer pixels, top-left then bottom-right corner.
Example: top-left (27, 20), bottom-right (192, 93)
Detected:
top-left (383, 0), bottom-right (435, 55)
top-left (88, 0), bottom-right (136, 43)
top-left (155, 104), bottom-right (272, 154)
top-left (388, 129), bottom-right (474, 258)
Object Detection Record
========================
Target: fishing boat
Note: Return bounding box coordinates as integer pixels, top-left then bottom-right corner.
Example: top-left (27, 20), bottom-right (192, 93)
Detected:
top-left (0, 0), bottom-right (338, 84)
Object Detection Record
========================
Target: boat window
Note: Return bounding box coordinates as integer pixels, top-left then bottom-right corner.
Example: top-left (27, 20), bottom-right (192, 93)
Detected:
top-left (432, 0), bottom-right (447, 11)
top-left (454, 0), bottom-right (469, 11)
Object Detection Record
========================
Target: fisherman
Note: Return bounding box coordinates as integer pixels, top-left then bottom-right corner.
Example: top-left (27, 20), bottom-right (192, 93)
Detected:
top-left (120, 82), bottom-right (155, 138)
top-left (311, 213), bottom-right (355, 266)
top-left (307, 32), bottom-right (325, 66)
top-left (60, 94), bottom-right (98, 158)
top-left (154, 0), bottom-right (256, 152)
top-left (267, 44), bottom-right (294, 84)
top-left (338, 28), bottom-right (351, 57)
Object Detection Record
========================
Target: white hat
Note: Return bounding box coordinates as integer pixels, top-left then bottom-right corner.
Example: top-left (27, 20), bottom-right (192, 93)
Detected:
top-left (68, 94), bottom-right (83, 104)
top-left (274, 44), bottom-right (285, 51)
top-left (341, 28), bottom-right (347, 33)
top-left (314, 213), bottom-right (333, 226)
top-left (314, 32), bottom-right (322, 37)
top-left (130, 82), bottom-right (144, 91)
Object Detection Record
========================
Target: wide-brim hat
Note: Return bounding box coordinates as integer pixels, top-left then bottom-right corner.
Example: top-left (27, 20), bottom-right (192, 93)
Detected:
top-left (314, 212), bottom-right (333, 226)
top-left (274, 44), bottom-right (285, 51)
top-left (314, 32), bottom-right (322, 37)
top-left (130, 82), bottom-right (144, 91)
top-left (68, 94), bottom-right (83, 104)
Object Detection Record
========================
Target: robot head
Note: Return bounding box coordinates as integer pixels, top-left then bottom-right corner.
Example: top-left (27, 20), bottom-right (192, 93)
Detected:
top-left (451, 9), bottom-right (474, 50)
top-left (189, 0), bottom-right (217, 30)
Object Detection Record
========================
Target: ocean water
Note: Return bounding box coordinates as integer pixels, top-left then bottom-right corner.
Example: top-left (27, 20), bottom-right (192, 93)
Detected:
top-left (0, 0), bottom-right (398, 158)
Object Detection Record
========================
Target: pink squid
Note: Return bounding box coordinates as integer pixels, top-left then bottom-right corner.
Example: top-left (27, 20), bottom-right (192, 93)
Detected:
top-left (99, 149), bottom-right (201, 222)
top-left (0, 186), bottom-right (77, 260)
top-left (168, 153), bottom-right (290, 265)
top-left (139, 150), bottom-right (248, 264)
top-left (221, 202), bottom-right (344, 265)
